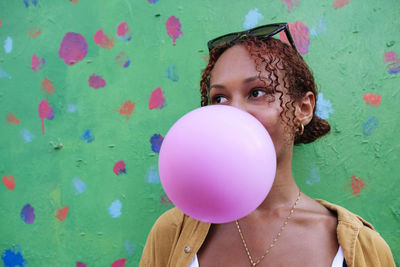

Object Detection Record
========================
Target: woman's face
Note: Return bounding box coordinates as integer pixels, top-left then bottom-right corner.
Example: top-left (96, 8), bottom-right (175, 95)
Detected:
top-left (209, 45), bottom-right (295, 161)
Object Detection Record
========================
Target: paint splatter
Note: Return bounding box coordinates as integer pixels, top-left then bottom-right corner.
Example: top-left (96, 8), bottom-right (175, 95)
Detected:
top-left (89, 74), bottom-right (106, 89)
top-left (73, 177), bottom-right (86, 194)
top-left (20, 204), bottom-right (35, 224)
top-left (150, 134), bottom-right (164, 153)
top-left (23, 0), bottom-right (38, 7)
top-left (76, 262), bottom-right (86, 267)
top-left (38, 99), bottom-right (54, 134)
top-left (21, 129), bottom-right (35, 142)
top-left (351, 175), bottom-right (365, 197)
top-left (59, 32), bottom-right (88, 65)
top-left (4, 37), bottom-right (13, 54)
top-left (94, 29), bottom-right (114, 49)
top-left (56, 206), bottom-right (69, 222)
top-left (148, 0), bottom-right (159, 3)
top-left (6, 113), bottom-right (21, 124)
top-left (165, 16), bottom-right (182, 45)
top-left (363, 116), bottom-right (379, 136)
top-left (316, 93), bottom-right (334, 119)
top-left (243, 8), bottom-right (264, 30)
top-left (27, 27), bottom-right (41, 38)
top-left (279, 0), bottom-right (299, 12)
top-left (0, 20), bottom-right (2, 27)
top-left (115, 52), bottom-right (131, 68)
top-left (167, 65), bottom-right (178, 82)
top-left (280, 21), bottom-right (310, 55)
top-left (149, 87), bottom-right (166, 109)
top-left (31, 54), bottom-right (45, 72)
top-left (41, 78), bottom-right (55, 95)
top-left (2, 175), bottom-right (16, 191)
top-left (69, 0), bottom-right (79, 3)
top-left (0, 67), bottom-right (11, 79)
top-left (146, 165), bottom-right (160, 183)
top-left (310, 18), bottom-right (327, 37)
top-left (160, 194), bottom-right (173, 207)
top-left (80, 129), bottom-right (95, 143)
top-left (306, 167), bottom-right (320, 185)
top-left (384, 51), bottom-right (400, 74)
top-left (1, 247), bottom-right (27, 267)
top-left (117, 22), bottom-right (132, 41)
top-left (363, 93), bottom-right (381, 106)
top-left (119, 100), bottom-right (135, 120)
top-left (333, 0), bottom-right (351, 9)
top-left (111, 258), bottom-right (127, 267)
top-left (67, 104), bottom-right (78, 113)
top-left (113, 160), bottom-right (126, 175)
top-left (108, 199), bottom-right (122, 218)
top-left (125, 240), bottom-right (136, 256)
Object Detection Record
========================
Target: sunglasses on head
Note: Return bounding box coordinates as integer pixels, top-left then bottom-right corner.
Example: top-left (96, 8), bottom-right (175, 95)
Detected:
top-left (207, 23), bottom-right (297, 52)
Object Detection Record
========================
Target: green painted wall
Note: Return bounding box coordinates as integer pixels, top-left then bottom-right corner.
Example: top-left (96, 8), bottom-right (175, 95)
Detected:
top-left (0, 0), bottom-right (399, 266)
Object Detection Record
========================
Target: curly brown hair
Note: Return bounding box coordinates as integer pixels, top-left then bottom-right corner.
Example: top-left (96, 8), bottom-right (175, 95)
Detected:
top-left (200, 36), bottom-right (330, 145)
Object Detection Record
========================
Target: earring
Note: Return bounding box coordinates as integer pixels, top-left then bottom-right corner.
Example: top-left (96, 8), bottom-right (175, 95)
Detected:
top-left (297, 124), bottom-right (304, 135)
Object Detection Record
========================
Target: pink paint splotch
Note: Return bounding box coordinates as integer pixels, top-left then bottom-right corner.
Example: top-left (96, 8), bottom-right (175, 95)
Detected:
top-left (2, 175), bottom-right (16, 191)
top-left (363, 93), bottom-right (381, 106)
top-left (384, 51), bottom-right (400, 74)
top-left (113, 160), bottom-right (126, 175)
top-left (6, 113), bottom-right (21, 124)
top-left (76, 262), bottom-right (86, 267)
top-left (117, 22), bottom-right (132, 41)
top-left (94, 29), bottom-right (114, 49)
top-left (56, 206), bottom-right (69, 222)
top-left (89, 74), bottom-right (106, 89)
top-left (31, 54), bottom-right (45, 72)
top-left (111, 258), bottom-right (127, 267)
top-left (119, 100), bottom-right (135, 120)
top-left (149, 87), bottom-right (166, 109)
top-left (280, 21), bottom-right (310, 55)
top-left (333, 0), bottom-right (351, 9)
top-left (38, 99), bottom-right (54, 134)
top-left (279, 0), bottom-right (299, 12)
top-left (351, 175), bottom-right (365, 197)
top-left (59, 32), bottom-right (88, 65)
top-left (165, 16), bottom-right (182, 45)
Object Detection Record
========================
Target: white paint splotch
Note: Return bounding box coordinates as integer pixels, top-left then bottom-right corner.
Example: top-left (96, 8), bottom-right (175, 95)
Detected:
top-left (4, 37), bottom-right (13, 54)
top-left (316, 93), bottom-right (334, 120)
top-left (72, 177), bottom-right (87, 194)
top-left (108, 199), bottom-right (122, 218)
top-left (243, 8), bottom-right (264, 30)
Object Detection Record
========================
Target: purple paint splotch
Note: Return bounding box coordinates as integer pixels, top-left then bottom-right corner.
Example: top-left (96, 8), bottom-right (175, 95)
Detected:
top-left (150, 134), bottom-right (164, 153)
top-left (148, 0), bottom-right (159, 3)
top-left (279, 0), bottom-right (299, 12)
top-left (59, 32), bottom-right (88, 65)
top-left (1, 247), bottom-right (27, 267)
top-left (20, 204), bottom-right (35, 224)
top-left (167, 65), bottom-right (178, 82)
top-left (363, 116), bottom-right (379, 137)
top-left (23, 0), bottom-right (37, 8)
top-left (165, 16), bottom-right (183, 45)
top-left (81, 129), bottom-right (95, 143)
top-left (384, 51), bottom-right (400, 74)
top-left (280, 21), bottom-right (310, 55)
top-left (88, 74), bottom-right (106, 89)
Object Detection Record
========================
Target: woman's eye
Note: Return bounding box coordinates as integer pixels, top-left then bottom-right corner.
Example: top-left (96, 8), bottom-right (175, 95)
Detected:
top-left (212, 95), bottom-right (228, 104)
top-left (250, 89), bottom-right (266, 98)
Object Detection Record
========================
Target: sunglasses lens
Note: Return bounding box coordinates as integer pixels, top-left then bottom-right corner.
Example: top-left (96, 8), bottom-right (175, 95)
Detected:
top-left (249, 24), bottom-right (282, 37)
top-left (208, 33), bottom-right (239, 50)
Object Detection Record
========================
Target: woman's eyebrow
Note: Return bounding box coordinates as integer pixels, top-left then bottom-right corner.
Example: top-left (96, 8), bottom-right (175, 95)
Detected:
top-left (209, 84), bottom-right (225, 90)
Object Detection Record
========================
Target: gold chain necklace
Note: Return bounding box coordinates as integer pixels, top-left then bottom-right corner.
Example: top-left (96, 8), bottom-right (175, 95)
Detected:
top-left (235, 189), bottom-right (301, 267)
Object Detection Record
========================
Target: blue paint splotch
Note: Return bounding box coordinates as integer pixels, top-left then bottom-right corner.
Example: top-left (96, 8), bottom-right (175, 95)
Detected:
top-left (4, 37), bottom-right (13, 54)
top-left (108, 199), bottom-right (122, 218)
top-left (1, 247), bottom-right (27, 267)
top-left (150, 134), bottom-right (164, 153)
top-left (167, 65), bottom-right (179, 82)
top-left (243, 8), bottom-right (264, 30)
top-left (125, 240), bottom-right (136, 256)
top-left (20, 204), bottom-right (35, 224)
top-left (310, 18), bottom-right (327, 37)
top-left (316, 93), bottom-right (334, 120)
top-left (148, 0), bottom-right (159, 3)
top-left (72, 177), bottom-right (87, 194)
top-left (147, 165), bottom-right (160, 183)
top-left (363, 116), bottom-right (379, 137)
top-left (81, 130), bottom-right (95, 143)
top-left (20, 129), bottom-right (35, 143)
top-left (0, 67), bottom-right (12, 79)
top-left (23, 0), bottom-right (38, 8)
top-left (67, 104), bottom-right (78, 113)
top-left (306, 166), bottom-right (321, 185)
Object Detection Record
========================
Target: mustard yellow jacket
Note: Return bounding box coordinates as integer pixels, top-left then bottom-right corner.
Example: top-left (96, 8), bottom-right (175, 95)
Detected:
top-left (140, 199), bottom-right (395, 267)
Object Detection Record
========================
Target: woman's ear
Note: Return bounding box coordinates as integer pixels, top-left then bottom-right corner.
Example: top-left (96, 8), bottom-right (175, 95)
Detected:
top-left (294, 91), bottom-right (315, 126)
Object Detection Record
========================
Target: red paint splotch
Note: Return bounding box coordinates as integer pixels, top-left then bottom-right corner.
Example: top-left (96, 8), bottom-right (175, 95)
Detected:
top-left (69, 0), bottom-right (79, 3)
top-left (56, 206), bottom-right (69, 221)
top-left (94, 29), bottom-right (114, 49)
top-left (41, 78), bottom-right (55, 95)
top-left (384, 51), bottom-right (400, 74)
top-left (363, 93), bottom-right (381, 106)
top-left (333, 0), bottom-right (351, 9)
top-left (117, 21), bottom-right (132, 41)
top-left (113, 160), bottom-right (126, 175)
top-left (119, 100), bottom-right (135, 120)
top-left (38, 99), bottom-right (54, 134)
top-left (0, 20), bottom-right (2, 27)
top-left (76, 262), bottom-right (86, 267)
top-left (89, 74), bottom-right (106, 89)
top-left (27, 27), bottom-right (41, 38)
top-left (280, 21), bottom-right (310, 55)
top-left (6, 113), bottom-right (21, 124)
top-left (165, 16), bottom-right (183, 45)
top-left (351, 175), bottom-right (365, 197)
top-left (160, 194), bottom-right (173, 207)
top-left (2, 175), bottom-right (16, 191)
top-left (59, 32), bottom-right (88, 65)
top-left (111, 258), bottom-right (127, 267)
top-left (280, 0), bottom-right (299, 12)
top-left (149, 87), bottom-right (166, 109)
top-left (31, 54), bottom-right (45, 72)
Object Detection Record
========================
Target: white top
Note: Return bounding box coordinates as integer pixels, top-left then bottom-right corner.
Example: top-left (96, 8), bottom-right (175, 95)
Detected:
top-left (189, 246), bottom-right (345, 267)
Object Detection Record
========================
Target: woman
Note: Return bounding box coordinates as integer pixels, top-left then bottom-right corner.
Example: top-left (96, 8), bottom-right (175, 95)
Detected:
top-left (140, 23), bottom-right (395, 267)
